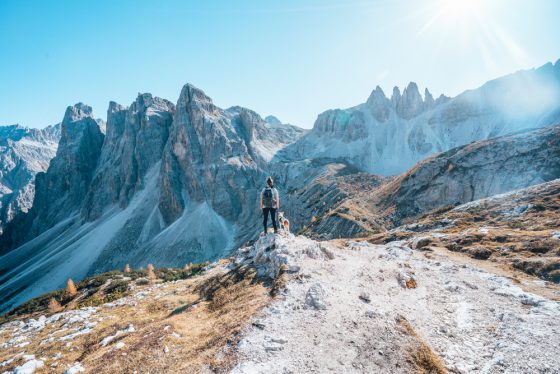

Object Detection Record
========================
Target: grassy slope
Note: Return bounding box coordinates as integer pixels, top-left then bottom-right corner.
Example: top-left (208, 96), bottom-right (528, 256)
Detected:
top-left (0, 261), bottom-right (270, 373)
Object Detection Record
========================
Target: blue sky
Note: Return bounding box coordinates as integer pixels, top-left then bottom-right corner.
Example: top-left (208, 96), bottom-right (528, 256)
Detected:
top-left (1, 0), bottom-right (559, 129)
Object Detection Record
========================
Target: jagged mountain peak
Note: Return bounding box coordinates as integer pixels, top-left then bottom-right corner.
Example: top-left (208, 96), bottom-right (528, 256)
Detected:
top-left (424, 87), bottom-right (434, 100)
top-left (283, 59), bottom-right (560, 175)
top-left (179, 83), bottom-right (216, 113)
top-left (0, 122), bottom-right (61, 234)
top-left (366, 85), bottom-right (388, 105)
top-left (424, 87), bottom-right (435, 108)
top-left (133, 93), bottom-right (175, 113)
top-left (394, 82), bottom-right (423, 120)
top-left (264, 115), bottom-right (282, 125)
top-left (401, 82), bottom-right (422, 101)
top-left (403, 81), bottom-right (420, 94)
top-left (227, 105), bottom-right (262, 119)
top-left (108, 100), bottom-right (126, 113)
top-left (391, 86), bottom-right (401, 103)
top-left (0, 122), bottom-right (60, 144)
top-left (435, 93), bottom-right (450, 105)
top-left (59, 103), bottom-right (102, 150)
top-left (0, 124), bottom-right (28, 143)
top-left (62, 102), bottom-right (94, 123)
top-left (366, 85), bottom-right (391, 122)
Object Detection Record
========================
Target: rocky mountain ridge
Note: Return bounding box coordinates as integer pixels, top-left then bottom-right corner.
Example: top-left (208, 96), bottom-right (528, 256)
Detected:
top-left (0, 123), bottom-right (61, 234)
top-left (292, 124), bottom-right (560, 241)
top-left (277, 60), bottom-right (560, 175)
top-left (0, 84), bottom-right (306, 313)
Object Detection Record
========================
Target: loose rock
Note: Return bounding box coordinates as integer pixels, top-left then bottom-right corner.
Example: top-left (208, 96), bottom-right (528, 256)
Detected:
top-left (305, 283), bottom-right (327, 310)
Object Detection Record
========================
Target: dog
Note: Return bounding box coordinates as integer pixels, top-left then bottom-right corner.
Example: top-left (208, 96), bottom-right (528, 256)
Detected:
top-left (278, 211), bottom-right (290, 233)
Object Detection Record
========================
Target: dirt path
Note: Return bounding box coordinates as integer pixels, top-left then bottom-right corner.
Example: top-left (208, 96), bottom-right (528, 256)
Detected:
top-left (232, 235), bottom-right (560, 373)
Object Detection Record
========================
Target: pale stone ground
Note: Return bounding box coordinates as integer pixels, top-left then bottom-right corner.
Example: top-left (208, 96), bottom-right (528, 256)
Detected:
top-left (232, 234), bottom-right (560, 374)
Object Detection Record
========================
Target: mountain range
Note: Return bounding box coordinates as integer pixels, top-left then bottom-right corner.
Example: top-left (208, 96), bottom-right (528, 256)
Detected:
top-left (277, 60), bottom-right (560, 175)
top-left (0, 124), bottom-right (61, 234)
top-left (0, 59), bottom-right (559, 314)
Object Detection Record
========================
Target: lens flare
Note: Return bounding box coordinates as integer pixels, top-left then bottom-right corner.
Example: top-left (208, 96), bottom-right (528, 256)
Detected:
top-left (444, 0), bottom-right (484, 18)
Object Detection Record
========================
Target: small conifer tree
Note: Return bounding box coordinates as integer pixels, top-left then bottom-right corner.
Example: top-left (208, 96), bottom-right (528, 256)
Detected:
top-left (66, 278), bottom-right (77, 296)
top-left (147, 263), bottom-right (157, 281)
top-left (48, 297), bottom-right (62, 313)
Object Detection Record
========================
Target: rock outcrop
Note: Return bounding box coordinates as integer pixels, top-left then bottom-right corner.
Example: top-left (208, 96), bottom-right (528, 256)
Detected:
top-left (264, 115), bottom-right (282, 125)
top-left (302, 125), bottom-right (560, 238)
top-left (385, 124), bottom-right (560, 224)
top-left (82, 94), bottom-right (175, 220)
top-left (0, 105), bottom-right (104, 249)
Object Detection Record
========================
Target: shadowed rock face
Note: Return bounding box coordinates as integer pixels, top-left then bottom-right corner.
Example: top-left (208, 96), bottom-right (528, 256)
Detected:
top-left (33, 104), bottom-right (105, 226)
top-left (157, 84), bottom-right (306, 243)
top-left (82, 94), bottom-right (175, 220)
top-left (1, 84), bottom-right (306, 256)
top-left (0, 124), bottom-right (61, 233)
top-left (0, 104), bottom-right (104, 249)
top-left (158, 85), bottom-right (266, 245)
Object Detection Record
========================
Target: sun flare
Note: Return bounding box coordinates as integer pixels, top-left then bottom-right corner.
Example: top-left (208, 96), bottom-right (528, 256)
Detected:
top-left (443, 0), bottom-right (485, 18)
top-left (418, 0), bottom-right (496, 36)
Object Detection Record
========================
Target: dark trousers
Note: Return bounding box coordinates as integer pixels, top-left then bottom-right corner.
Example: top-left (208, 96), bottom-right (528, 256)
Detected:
top-left (262, 208), bottom-right (277, 233)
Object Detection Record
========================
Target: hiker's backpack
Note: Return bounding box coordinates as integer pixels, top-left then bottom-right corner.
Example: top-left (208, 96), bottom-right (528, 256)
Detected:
top-left (263, 187), bottom-right (276, 208)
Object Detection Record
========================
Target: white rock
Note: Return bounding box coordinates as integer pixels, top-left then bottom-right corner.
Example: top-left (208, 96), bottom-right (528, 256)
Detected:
top-left (63, 362), bottom-right (85, 374)
top-left (396, 270), bottom-right (417, 289)
top-left (13, 359), bottom-right (44, 374)
top-left (304, 283), bottom-right (327, 310)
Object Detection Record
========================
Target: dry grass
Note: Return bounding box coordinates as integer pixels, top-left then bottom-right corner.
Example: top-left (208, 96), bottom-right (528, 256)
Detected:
top-left (366, 180), bottom-right (560, 283)
top-left (84, 265), bottom-right (269, 373)
top-left (406, 278), bottom-right (418, 289)
top-left (270, 264), bottom-right (290, 297)
top-left (0, 263), bottom-right (271, 374)
top-left (397, 317), bottom-right (448, 374)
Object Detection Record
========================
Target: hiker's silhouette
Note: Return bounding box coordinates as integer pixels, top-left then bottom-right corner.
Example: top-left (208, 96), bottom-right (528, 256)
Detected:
top-left (260, 176), bottom-right (279, 234)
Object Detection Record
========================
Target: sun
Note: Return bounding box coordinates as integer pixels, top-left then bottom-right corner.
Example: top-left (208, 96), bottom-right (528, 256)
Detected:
top-left (418, 0), bottom-right (491, 36)
top-left (443, 0), bottom-right (485, 18)
top-left (435, 0), bottom-right (489, 29)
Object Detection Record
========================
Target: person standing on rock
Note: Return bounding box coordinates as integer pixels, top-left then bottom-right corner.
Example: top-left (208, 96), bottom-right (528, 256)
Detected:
top-left (261, 176), bottom-right (279, 235)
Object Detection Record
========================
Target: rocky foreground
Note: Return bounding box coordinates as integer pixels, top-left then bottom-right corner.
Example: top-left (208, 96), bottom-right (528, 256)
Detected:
top-left (1, 229), bottom-right (559, 373)
top-left (233, 234), bottom-right (560, 374)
